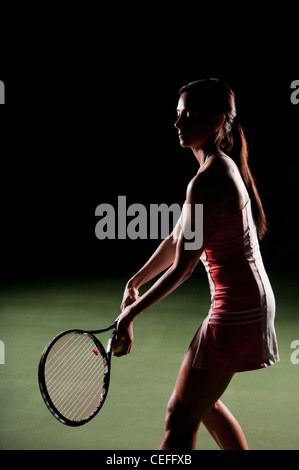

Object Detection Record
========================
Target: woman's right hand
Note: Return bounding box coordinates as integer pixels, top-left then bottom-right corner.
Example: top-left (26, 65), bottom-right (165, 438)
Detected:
top-left (120, 284), bottom-right (140, 311)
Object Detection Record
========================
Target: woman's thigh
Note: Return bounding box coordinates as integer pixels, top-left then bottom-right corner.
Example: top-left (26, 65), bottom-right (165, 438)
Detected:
top-left (167, 328), bottom-right (234, 430)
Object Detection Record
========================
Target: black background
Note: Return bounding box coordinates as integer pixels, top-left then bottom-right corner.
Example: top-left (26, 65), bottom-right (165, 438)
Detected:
top-left (1, 10), bottom-right (298, 283)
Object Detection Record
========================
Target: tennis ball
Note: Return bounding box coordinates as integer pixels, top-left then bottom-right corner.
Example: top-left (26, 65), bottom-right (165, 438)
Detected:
top-left (113, 337), bottom-right (125, 354)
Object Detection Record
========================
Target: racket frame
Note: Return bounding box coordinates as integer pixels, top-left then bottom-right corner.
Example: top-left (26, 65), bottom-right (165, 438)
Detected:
top-left (38, 322), bottom-right (116, 426)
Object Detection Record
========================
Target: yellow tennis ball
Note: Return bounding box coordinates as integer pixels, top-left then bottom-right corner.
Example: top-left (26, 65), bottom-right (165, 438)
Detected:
top-left (113, 337), bottom-right (125, 354)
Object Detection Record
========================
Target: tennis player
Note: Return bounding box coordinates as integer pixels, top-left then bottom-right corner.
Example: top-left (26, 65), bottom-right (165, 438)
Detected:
top-left (115, 78), bottom-right (280, 450)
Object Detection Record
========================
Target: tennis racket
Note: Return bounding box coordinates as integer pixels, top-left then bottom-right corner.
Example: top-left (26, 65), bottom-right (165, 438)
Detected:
top-left (38, 320), bottom-right (121, 426)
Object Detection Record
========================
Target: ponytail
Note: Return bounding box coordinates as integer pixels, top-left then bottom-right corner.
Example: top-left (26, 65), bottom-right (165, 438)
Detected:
top-left (222, 122), bottom-right (268, 240)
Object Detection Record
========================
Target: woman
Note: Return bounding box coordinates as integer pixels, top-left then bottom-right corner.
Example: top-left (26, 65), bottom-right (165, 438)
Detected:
top-left (114, 78), bottom-right (279, 450)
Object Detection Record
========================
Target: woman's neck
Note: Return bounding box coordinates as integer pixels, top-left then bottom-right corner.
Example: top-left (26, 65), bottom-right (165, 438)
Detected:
top-left (192, 145), bottom-right (223, 167)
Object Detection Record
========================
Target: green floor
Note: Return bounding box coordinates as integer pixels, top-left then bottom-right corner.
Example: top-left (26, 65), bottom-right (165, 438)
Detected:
top-left (0, 271), bottom-right (298, 450)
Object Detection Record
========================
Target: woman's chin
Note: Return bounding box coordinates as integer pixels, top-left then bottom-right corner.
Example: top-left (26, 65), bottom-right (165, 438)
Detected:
top-left (179, 137), bottom-right (191, 148)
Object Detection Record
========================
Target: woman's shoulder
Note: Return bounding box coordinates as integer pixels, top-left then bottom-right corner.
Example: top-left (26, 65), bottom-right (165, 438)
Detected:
top-left (192, 156), bottom-right (230, 188)
top-left (186, 165), bottom-right (225, 205)
top-left (187, 155), bottom-right (247, 211)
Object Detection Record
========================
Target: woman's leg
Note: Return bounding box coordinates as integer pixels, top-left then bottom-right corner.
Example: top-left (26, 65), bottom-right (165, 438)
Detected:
top-left (203, 400), bottom-right (249, 450)
top-left (159, 330), bottom-right (248, 450)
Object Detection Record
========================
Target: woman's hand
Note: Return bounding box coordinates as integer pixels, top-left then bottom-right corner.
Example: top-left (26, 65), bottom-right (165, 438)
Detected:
top-left (120, 284), bottom-right (140, 310)
top-left (113, 306), bottom-right (134, 357)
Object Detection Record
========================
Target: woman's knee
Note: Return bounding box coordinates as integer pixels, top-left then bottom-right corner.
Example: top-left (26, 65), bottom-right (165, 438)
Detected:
top-left (164, 394), bottom-right (199, 433)
top-left (209, 399), bottom-right (222, 412)
top-left (161, 395), bottom-right (199, 450)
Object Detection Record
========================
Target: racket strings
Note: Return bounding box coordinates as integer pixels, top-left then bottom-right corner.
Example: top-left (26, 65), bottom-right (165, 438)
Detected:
top-left (52, 337), bottom-right (106, 416)
top-left (46, 334), bottom-right (103, 392)
top-left (46, 335), bottom-right (106, 421)
top-left (44, 332), bottom-right (108, 422)
top-left (48, 346), bottom-right (104, 418)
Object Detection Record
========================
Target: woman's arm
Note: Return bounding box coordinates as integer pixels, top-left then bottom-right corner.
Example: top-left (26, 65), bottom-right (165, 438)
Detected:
top-left (120, 214), bottom-right (183, 309)
top-left (115, 172), bottom-right (222, 356)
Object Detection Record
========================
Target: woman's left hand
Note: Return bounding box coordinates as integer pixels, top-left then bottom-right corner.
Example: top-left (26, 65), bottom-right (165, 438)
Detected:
top-left (113, 307), bottom-right (134, 357)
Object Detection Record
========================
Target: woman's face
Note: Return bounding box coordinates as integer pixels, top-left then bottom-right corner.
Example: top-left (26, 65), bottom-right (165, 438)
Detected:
top-left (174, 92), bottom-right (215, 150)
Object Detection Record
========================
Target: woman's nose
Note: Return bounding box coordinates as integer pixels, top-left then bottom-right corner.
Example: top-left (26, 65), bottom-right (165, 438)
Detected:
top-left (174, 115), bottom-right (184, 129)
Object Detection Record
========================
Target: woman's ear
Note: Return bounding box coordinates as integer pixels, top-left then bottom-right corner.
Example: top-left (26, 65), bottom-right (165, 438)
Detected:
top-left (214, 114), bottom-right (225, 131)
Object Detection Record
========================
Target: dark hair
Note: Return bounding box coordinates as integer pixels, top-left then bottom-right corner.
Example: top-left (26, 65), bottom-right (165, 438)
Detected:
top-left (179, 78), bottom-right (267, 239)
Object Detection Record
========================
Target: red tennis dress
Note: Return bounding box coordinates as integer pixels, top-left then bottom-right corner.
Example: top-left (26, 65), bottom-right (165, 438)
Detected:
top-left (192, 199), bottom-right (279, 373)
